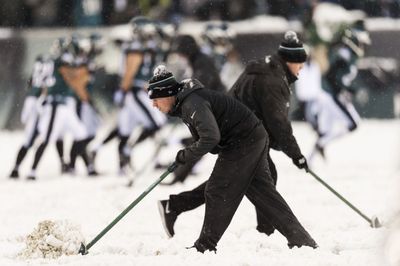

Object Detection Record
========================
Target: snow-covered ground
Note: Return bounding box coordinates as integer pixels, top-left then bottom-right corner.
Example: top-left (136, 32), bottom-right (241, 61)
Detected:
top-left (0, 120), bottom-right (399, 266)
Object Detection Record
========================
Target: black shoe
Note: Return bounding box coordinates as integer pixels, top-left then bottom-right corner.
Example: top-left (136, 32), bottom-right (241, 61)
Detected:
top-left (119, 153), bottom-right (131, 167)
top-left (157, 200), bottom-right (178, 238)
top-left (61, 163), bottom-right (69, 174)
top-left (65, 165), bottom-right (76, 175)
top-left (256, 225), bottom-right (275, 236)
top-left (9, 169), bottom-right (19, 179)
top-left (287, 229), bottom-right (318, 249)
top-left (193, 239), bottom-right (217, 253)
top-left (27, 175), bottom-right (36, 181)
top-left (315, 144), bottom-right (325, 160)
top-left (288, 238), bottom-right (318, 249)
top-left (88, 169), bottom-right (99, 176)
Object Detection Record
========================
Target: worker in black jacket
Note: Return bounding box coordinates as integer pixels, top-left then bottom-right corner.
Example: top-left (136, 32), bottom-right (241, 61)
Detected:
top-left (149, 65), bottom-right (316, 253)
top-left (157, 31), bottom-right (316, 248)
top-left (230, 30), bottom-right (307, 185)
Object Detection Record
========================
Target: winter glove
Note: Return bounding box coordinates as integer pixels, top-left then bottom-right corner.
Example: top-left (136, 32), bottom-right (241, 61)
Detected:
top-left (292, 156), bottom-right (309, 173)
top-left (175, 149), bottom-right (186, 165)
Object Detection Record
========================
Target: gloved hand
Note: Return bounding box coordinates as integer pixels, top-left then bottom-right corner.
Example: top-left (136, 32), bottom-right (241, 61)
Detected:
top-left (113, 89), bottom-right (126, 107)
top-left (292, 156), bottom-right (309, 172)
top-left (175, 149), bottom-right (186, 165)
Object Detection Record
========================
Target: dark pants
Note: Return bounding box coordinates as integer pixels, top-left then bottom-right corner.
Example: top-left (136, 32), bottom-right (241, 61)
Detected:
top-left (169, 127), bottom-right (313, 251)
top-left (170, 149), bottom-right (279, 235)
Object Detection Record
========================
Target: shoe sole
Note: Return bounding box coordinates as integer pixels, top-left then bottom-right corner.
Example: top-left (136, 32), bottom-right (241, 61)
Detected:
top-left (157, 201), bottom-right (173, 238)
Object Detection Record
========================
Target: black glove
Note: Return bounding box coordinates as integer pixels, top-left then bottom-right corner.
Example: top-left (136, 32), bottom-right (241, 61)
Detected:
top-left (175, 150), bottom-right (186, 165)
top-left (292, 156), bottom-right (309, 172)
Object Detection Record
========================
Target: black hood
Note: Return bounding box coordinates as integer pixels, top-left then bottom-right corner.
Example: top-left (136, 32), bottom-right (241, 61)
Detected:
top-left (245, 54), bottom-right (298, 84)
top-left (169, 78), bottom-right (204, 116)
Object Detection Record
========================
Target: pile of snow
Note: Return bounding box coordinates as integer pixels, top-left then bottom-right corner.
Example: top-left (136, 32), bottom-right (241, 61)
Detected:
top-left (18, 220), bottom-right (85, 259)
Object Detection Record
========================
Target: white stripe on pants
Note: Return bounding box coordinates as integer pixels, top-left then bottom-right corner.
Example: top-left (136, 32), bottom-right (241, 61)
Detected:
top-left (38, 97), bottom-right (88, 143)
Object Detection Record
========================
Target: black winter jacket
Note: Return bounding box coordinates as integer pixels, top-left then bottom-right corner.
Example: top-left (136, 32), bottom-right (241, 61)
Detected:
top-left (229, 54), bottom-right (302, 160)
top-left (169, 79), bottom-right (263, 164)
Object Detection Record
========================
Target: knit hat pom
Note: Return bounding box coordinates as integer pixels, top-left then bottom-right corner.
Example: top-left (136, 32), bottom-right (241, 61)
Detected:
top-left (283, 31), bottom-right (300, 45)
top-left (153, 64), bottom-right (168, 77)
top-left (278, 31), bottom-right (307, 63)
top-left (148, 65), bottom-right (181, 99)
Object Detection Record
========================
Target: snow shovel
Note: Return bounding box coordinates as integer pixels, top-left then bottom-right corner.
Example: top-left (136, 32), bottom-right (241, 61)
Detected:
top-left (308, 169), bottom-right (382, 228)
top-left (79, 162), bottom-right (178, 255)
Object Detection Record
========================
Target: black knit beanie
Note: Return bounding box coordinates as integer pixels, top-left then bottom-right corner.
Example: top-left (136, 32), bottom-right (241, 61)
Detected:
top-left (278, 31), bottom-right (307, 63)
top-left (148, 65), bottom-right (181, 99)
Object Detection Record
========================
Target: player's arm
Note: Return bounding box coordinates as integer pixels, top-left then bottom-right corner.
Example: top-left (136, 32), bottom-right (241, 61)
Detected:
top-left (59, 65), bottom-right (90, 102)
top-left (120, 52), bottom-right (142, 92)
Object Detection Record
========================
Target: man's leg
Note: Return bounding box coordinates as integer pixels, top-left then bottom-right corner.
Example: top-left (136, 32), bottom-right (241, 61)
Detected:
top-left (194, 135), bottom-right (267, 252)
top-left (160, 150), bottom-right (278, 238)
top-left (158, 181), bottom-right (206, 237)
top-left (28, 103), bottom-right (58, 180)
top-left (10, 117), bottom-right (40, 178)
top-left (245, 153), bottom-right (317, 248)
top-left (254, 152), bottom-right (277, 235)
top-left (56, 139), bottom-right (70, 173)
top-left (169, 181), bottom-right (207, 214)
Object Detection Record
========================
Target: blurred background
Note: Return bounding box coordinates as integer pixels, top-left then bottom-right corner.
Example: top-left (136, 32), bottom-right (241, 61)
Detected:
top-left (0, 0), bottom-right (399, 130)
top-left (0, 2), bottom-right (399, 265)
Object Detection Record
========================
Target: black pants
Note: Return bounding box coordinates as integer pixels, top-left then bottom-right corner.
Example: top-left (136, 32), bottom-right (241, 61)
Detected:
top-left (169, 128), bottom-right (313, 251)
top-left (170, 149), bottom-right (279, 234)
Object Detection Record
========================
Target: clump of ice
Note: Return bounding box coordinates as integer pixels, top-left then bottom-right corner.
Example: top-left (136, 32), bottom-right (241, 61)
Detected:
top-left (18, 220), bottom-right (85, 259)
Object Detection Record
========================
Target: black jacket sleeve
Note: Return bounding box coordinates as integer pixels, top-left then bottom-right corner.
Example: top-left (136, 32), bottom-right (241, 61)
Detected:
top-left (180, 94), bottom-right (221, 163)
top-left (255, 76), bottom-right (303, 160)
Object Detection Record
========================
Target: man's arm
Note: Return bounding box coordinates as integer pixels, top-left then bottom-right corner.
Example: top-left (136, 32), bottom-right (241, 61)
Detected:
top-left (120, 52), bottom-right (142, 91)
top-left (59, 65), bottom-right (89, 102)
top-left (177, 96), bottom-right (221, 164)
top-left (255, 76), bottom-right (303, 160)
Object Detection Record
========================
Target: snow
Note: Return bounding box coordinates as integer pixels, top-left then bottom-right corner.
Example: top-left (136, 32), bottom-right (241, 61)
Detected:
top-left (0, 120), bottom-right (399, 266)
top-left (18, 220), bottom-right (85, 259)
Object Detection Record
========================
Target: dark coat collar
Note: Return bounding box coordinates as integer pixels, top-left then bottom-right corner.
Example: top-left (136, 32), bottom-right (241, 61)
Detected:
top-left (168, 79), bottom-right (204, 116)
